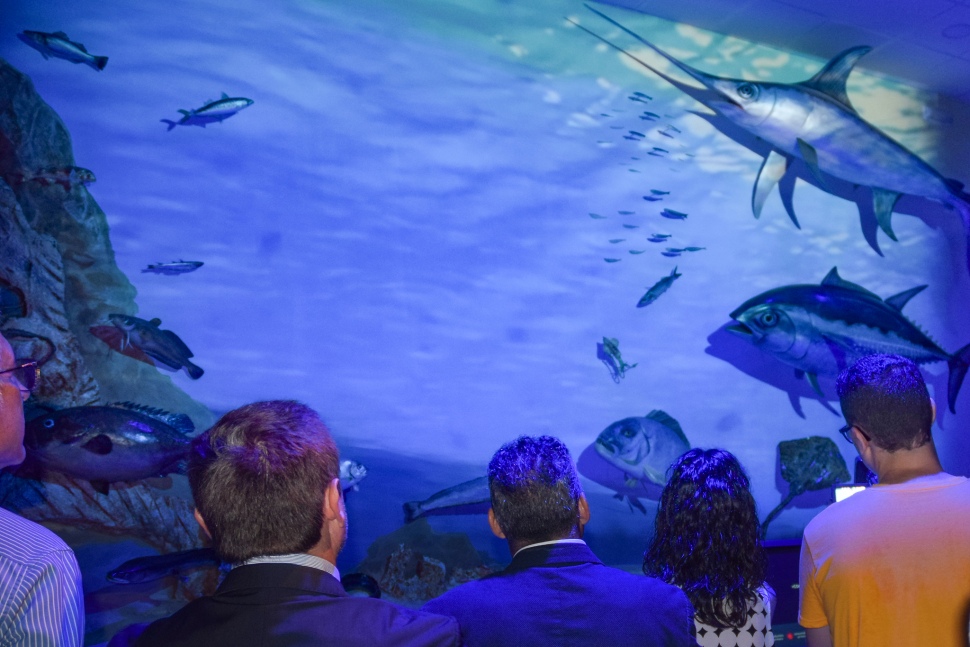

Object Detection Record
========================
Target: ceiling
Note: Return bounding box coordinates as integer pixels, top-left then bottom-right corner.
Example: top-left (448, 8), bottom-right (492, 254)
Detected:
top-left (598, 0), bottom-right (970, 104)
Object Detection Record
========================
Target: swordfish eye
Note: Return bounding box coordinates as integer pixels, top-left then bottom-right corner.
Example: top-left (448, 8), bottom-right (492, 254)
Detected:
top-left (736, 82), bottom-right (759, 102)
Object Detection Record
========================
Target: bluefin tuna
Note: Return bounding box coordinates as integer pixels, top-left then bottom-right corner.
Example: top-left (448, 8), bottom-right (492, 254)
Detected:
top-left (574, 6), bottom-right (970, 273)
top-left (18, 31), bottom-right (108, 70)
top-left (729, 267), bottom-right (970, 413)
top-left (24, 403), bottom-right (195, 493)
top-left (637, 266), bottom-right (680, 307)
top-left (108, 314), bottom-right (204, 379)
top-left (403, 476), bottom-right (489, 523)
top-left (161, 93), bottom-right (254, 131)
top-left (595, 410), bottom-right (690, 486)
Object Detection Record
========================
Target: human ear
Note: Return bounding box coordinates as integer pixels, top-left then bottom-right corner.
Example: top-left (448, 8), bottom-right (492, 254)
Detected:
top-left (487, 508), bottom-right (506, 539)
top-left (193, 509), bottom-right (212, 539)
top-left (323, 478), bottom-right (343, 521)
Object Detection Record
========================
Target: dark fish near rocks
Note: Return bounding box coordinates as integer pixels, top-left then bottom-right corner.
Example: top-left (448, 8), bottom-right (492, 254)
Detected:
top-left (108, 314), bottom-right (204, 379)
top-left (403, 476), bottom-right (489, 523)
top-left (142, 261), bottom-right (204, 276)
top-left (637, 267), bottom-right (681, 307)
top-left (161, 93), bottom-right (254, 131)
top-left (107, 548), bottom-right (218, 584)
top-left (342, 573), bottom-right (382, 598)
top-left (7, 167), bottom-right (96, 191)
top-left (25, 403), bottom-right (195, 493)
top-left (728, 267), bottom-right (970, 412)
top-left (18, 30), bottom-right (107, 70)
top-left (595, 410), bottom-right (690, 486)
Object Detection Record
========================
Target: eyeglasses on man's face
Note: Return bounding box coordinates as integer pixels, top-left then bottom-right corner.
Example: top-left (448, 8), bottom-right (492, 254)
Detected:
top-left (838, 423), bottom-right (870, 444)
top-left (0, 361), bottom-right (39, 393)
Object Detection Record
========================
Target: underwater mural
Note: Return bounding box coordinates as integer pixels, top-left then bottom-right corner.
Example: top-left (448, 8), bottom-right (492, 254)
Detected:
top-left (1, 0), bottom-right (970, 642)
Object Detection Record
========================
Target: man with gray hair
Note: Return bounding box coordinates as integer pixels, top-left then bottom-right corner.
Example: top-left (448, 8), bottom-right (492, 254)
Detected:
top-left (0, 330), bottom-right (84, 646)
top-left (799, 354), bottom-right (970, 647)
top-left (423, 434), bottom-right (694, 646)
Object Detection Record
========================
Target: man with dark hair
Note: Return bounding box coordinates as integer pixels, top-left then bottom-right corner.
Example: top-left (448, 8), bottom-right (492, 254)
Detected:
top-left (129, 400), bottom-right (460, 647)
top-left (799, 354), bottom-right (970, 647)
top-left (423, 435), bottom-right (695, 646)
top-left (0, 331), bottom-right (84, 646)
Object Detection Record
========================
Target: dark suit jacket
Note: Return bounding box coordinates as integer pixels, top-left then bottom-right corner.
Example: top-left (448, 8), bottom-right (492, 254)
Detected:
top-left (126, 563), bottom-right (461, 647)
top-left (422, 541), bottom-right (695, 647)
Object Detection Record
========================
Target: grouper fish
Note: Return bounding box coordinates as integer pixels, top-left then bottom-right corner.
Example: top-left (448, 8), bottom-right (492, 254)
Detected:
top-left (595, 410), bottom-right (689, 487)
top-left (574, 6), bottom-right (970, 274)
top-left (109, 314), bottom-right (204, 379)
top-left (729, 267), bottom-right (970, 413)
top-left (24, 403), bottom-right (195, 493)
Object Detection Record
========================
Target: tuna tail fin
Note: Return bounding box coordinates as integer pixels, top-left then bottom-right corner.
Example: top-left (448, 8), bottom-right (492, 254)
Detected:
top-left (161, 119), bottom-right (178, 132)
top-left (92, 55), bottom-right (108, 71)
top-left (403, 501), bottom-right (423, 524)
top-left (183, 362), bottom-right (204, 379)
top-left (947, 342), bottom-right (970, 414)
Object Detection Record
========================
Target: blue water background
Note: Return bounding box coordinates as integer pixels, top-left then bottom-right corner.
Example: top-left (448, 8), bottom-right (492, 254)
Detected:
top-left (3, 1), bottom-right (970, 640)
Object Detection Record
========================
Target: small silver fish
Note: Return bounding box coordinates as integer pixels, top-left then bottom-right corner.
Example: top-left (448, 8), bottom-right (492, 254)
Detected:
top-left (637, 266), bottom-right (681, 307)
top-left (142, 261), bottom-right (204, 276)
top-left (162, 93), bottom-right (254, 131)
top-left (339, 459), bottom-right (368, 492)
top-left (18, 31), bottom-right (107, 70)
top-left (660, 209), bottom-right (688, 220)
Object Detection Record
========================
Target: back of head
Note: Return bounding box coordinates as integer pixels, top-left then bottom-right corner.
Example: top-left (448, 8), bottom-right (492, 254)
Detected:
top-left (488, 435), bottom-right (582, 544)
top-left (836, 354), bottom-right (933, 452)
top-left (644, 448), bottom-right (765, 628)
top-left (188, 400), bottom-right (339, 564)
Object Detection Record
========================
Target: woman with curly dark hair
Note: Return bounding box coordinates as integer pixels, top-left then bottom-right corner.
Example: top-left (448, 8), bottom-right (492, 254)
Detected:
top-left (643, 448), bottom-right (775, 647)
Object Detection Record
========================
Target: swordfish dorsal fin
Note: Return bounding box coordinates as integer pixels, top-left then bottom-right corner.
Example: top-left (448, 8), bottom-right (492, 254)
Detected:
top-left (884, 285), bottom-right (927, 311)
top-left (820, 267), bottom-right (880, 298)
top-left (798, 46), bottom-right (872, 113)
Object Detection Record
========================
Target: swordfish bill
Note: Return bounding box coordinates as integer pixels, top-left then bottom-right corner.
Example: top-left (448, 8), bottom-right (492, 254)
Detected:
top-left (575, 5), bottom-right (970, 274)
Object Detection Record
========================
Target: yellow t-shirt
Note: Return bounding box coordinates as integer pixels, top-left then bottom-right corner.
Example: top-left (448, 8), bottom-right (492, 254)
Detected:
top-left (799, 472), bottom-right (970, 647)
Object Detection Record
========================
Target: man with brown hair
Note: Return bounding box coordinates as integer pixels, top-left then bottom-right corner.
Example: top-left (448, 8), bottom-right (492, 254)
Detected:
top-left (799, 354), bottom-right (970, 647)
top-left (129, 400), bottom-right (459, 647)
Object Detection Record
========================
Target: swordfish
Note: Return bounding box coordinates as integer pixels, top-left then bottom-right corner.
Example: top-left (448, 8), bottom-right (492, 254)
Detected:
top-left (574, 5), bottom-right (970, 273)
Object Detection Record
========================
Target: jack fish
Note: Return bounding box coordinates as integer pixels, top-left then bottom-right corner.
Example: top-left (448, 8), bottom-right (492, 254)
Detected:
top-left (729, 267), bottom-right (970, 413)
top-left (576, 6), bottom-right (970, 273)
top-left (18, 30), bottom-right (108, 70)
top-left (595, 410), bottom-right (689, 486)
top-left (24, 403), bottom-right (195, 493)
top-left (162, 93), bottom-right (254, 131)
top-left (403, 476), bottom-right (489, 523)
top-left (108, 314), bottom-right (204, 379)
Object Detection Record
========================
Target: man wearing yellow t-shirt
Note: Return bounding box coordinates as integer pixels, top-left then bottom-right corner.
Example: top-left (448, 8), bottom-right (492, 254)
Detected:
top-left (798, 354), bottom-right (970, 647)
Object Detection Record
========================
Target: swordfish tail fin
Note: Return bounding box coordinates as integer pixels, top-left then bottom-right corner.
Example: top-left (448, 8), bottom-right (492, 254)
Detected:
top-left (160, 119), bottom-right (178, 132)
top-left (947, 343), bottom-right (970, 414)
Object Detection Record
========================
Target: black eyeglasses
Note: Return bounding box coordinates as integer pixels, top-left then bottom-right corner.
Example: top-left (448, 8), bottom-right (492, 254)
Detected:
top-left (838, 423), bottom-right (870, 443)
top-left (0, 361), bottom-right (39, 392)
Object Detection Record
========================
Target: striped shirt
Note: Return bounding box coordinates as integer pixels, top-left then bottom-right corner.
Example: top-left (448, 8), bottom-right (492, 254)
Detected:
top-left (240, 553), bottom-right (341, 581)
top-left (0, 507), bottom-right (84, 647)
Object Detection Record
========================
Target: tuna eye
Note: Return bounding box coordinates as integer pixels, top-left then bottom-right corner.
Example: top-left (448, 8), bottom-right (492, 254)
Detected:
top-left (737, 83), bottom-right (758, 100)
top-left (622, 427), bottom-right (636, 437)
top-left (43, 418), bottom-right (55, 428)
top-left (759, 312), bottom-right (778, 327)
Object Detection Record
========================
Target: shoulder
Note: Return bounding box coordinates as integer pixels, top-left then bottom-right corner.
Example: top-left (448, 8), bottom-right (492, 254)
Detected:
top-left (0, 507), bottom-right (75, 564)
